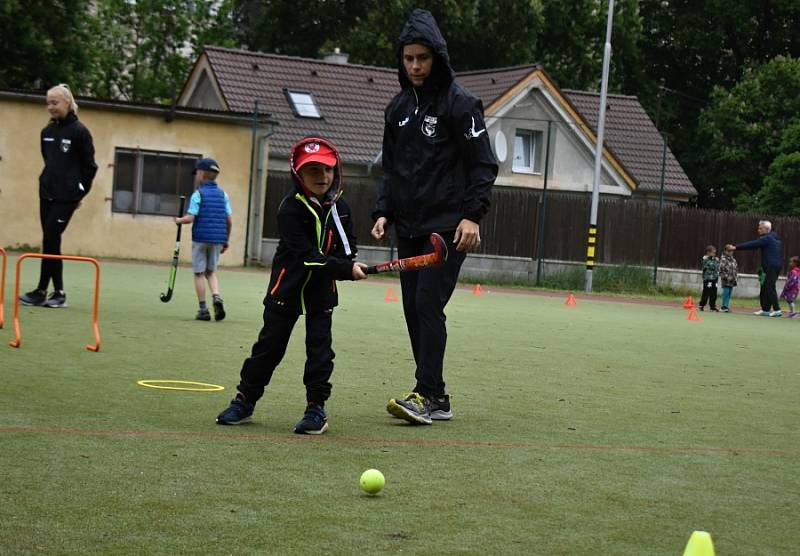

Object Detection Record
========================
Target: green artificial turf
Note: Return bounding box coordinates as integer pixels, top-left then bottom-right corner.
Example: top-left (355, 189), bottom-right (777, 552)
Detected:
top-left (0, 256), bottom-right (797, 555)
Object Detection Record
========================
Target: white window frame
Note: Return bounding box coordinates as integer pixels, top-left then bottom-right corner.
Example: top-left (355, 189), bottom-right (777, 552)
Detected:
top-left (285, 89), bottom-right (322, 119)
top-left (512, 129), bottom-right (543, 175)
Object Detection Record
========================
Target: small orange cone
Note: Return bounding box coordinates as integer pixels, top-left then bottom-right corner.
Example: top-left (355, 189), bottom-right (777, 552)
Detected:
top-left (686, 307), bottom-right (701, 321)
top-left (472, 283), bottom-right (485, 296)
top-left (683, 296), bottom-right (695, 309)
top-left (384, 287), bottom-right (399, 302)
top-left (565, 294), bottom-right (577, 307)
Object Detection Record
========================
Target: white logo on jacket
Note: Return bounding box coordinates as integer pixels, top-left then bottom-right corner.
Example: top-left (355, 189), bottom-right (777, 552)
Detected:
top-left (464, 116), bottom-right (486, 139)
top-left (422, 115), bottom-right (438, 137)
top-left (60, 139), bottom-right (72, 153)
top-left (398, 116), bottom-right (410, 127)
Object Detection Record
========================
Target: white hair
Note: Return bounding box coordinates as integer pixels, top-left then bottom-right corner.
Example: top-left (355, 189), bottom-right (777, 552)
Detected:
top-left (47, 84), bottom-right (78, 113)
top-left (759, 220), bottom-right (772, 231)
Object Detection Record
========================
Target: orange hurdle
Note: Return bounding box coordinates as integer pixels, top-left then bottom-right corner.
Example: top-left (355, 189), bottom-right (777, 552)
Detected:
top-left (0, 247), bottom-right (6, 329)
top-left (9, 253), bottom-right (101, 351)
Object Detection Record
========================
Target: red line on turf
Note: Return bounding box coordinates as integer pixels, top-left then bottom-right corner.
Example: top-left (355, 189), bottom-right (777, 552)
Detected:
top-left (0, 426), bottom-right (794, 457)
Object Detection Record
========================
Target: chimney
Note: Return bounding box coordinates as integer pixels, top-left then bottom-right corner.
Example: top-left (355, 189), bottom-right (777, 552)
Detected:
top-left (323, 47), bottom-right (349, 65)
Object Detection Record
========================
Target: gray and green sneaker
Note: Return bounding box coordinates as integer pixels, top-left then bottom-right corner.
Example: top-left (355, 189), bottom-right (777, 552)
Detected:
top-left (430, 394), bottom-right (453, 421)
top-left (386, 392), bottom-right (432, 425)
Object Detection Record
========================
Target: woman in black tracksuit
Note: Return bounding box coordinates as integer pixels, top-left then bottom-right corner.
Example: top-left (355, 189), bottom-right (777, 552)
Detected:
top-left (372, 9), bottom-right (498, 424)
top-left (216, 137), bottom-right (367, 434)
top-left (20, 84), bottom-right (97, 308)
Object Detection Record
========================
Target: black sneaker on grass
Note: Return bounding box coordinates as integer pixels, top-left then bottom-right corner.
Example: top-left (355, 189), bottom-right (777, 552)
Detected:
top-left (43, 291), bottom-right (67, 308)
top-left (430, 394), bottom-right (453, 421)
top-left (213, 295), bottom-right (226, 321)
top-left (386, 392), bottom-right (432, 425)
top-left (20, 289), bottom-right (47, 306)
top-left (196, 308), bottom-right (211, 321)
top-left (216, 394), bottom-right (254, 425)
top-left (294, 403), bottom-right (328, 435)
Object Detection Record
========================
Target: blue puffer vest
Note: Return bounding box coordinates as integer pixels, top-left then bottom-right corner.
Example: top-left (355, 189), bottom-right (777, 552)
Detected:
top-left (192, 182), bottom-right (228, 244)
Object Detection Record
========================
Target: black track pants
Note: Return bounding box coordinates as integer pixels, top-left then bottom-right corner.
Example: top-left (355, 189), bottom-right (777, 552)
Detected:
top-left (700, 280), bottom-right (718, 309)
top-left (37, 199), bottom-right (79, 292)
top-left (237, 307), bottom-right (334, 406)
top-left (761, 265), bottom-right (781, 312)
top-left (397, 231), bottom-right (467, 398)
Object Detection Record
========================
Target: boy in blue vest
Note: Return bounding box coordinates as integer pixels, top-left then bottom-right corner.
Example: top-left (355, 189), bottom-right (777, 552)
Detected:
top-left (216, 137), bottom-right (367, 434)
top-left (175, 158), bottom-right (231, 321)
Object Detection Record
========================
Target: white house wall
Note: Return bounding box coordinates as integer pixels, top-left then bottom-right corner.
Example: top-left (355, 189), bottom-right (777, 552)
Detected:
top-left (488, 83), bottom-right (631, 197)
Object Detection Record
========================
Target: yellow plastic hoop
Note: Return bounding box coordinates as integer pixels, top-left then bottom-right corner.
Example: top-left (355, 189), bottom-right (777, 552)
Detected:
top-left (136, 380), bottom-right (225, 392)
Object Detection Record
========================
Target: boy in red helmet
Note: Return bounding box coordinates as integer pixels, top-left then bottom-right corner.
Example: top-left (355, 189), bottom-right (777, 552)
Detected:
top-left (216, 137), bottom-right (367, 433)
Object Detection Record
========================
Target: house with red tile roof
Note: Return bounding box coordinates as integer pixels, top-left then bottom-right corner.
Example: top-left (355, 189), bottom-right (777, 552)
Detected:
top-left (178, 46), bottom-right (696, 204)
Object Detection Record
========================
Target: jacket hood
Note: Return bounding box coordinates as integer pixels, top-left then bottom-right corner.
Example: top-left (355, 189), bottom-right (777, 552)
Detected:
top-left (396, 9), bottom-right (454, 90)
top-left (289, 137), bottom-right (344, 204)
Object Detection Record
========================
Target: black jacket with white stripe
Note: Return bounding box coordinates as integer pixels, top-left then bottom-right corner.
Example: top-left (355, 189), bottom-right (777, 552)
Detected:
top-left (39, 111), bottom-right (97, 201)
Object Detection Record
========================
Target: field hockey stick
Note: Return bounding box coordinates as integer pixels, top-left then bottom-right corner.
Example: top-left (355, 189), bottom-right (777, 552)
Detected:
top-left (363, 233), bottom-right (448, 275)
top-left (160, 195), bottom-right (186, 302)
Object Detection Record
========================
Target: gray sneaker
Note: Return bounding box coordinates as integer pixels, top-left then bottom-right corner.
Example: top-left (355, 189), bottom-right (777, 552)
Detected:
top-left (386, 392), bottom-right (432, 425)
top-left (754, 310), bottom-right (770, 316)
top-left (195, 308), bottom-right (211, 321)
top-left (430, 394), bottom-right (453, 421)
top-left (769, 310), bottom-right (783, 317)
top-left (43, 291), bottom-right (67, 308)
top-left (20, 289), bottom-right (47, 306)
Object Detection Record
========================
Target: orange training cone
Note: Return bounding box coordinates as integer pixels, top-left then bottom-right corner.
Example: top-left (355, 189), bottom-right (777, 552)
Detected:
top-left (683, 296), bottom-right (695, 309)
top-left (384, 287), bottom-right (399, 303)
top-left (565, 294), bottom-right (577, 307)
top-left (472, 283), bottom-right (485, 296)
top-left (686, 307), bottom-right (701, 321)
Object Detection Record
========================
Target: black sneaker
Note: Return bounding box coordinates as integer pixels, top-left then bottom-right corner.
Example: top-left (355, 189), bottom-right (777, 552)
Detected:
top-left (386, 392), bottom-right (432, 425)
top-left (20, 289), bottom-right (47, 306)
top-left (195, 308), bottom-right (211, 321)
top-left (710, 307), bottom-right (720, 312)
top-left (213, 295), bottom-right (226, 321)
top-left (43, 291), bottom-right (67, 308)
top-left (430, 394), bottom-right (453, 421)
top-left (294, 403), bottom-right (329, 435)
top-left (216, 394), bottom-right (254, 425)
top-left (699, 306), bottom-right (705, 311)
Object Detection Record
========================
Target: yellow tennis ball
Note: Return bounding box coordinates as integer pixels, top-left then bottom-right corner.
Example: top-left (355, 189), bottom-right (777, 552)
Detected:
top-left (360, 469), bottom-right (385, 495)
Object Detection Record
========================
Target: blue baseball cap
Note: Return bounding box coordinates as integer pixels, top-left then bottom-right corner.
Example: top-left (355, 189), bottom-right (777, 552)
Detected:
top-left (194, 158), bottom-right (220, 174)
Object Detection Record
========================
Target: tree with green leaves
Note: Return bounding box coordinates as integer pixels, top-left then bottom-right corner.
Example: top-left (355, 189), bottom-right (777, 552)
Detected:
top-left (757, 120), bottom-right (800, 216)
top-left (0, 0), bottom-right (94, 91)
top-left (86, 0), bottom-right (237, 103)
top-left (696, 56), bottom-right (800, 211)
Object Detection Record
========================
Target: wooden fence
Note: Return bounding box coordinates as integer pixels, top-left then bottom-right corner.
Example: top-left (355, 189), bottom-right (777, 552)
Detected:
top-left (263, 172), bottom-right (799, 274)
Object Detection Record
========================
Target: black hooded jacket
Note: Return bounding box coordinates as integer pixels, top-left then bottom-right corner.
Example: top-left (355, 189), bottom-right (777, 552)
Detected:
top-left (374, 9), bottom-right (498, 238)
top-left (264, 138), bottom-right (358, 315)
top-left (39, 111), bottom-right (97, 201)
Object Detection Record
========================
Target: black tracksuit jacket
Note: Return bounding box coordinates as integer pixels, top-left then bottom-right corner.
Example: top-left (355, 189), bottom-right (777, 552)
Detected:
top-left (264, 139), bottom-right (358, 315)
top-left (39, 111), bottom-right (97, 201)
top-left (374, 8), bottom-right (498, 238)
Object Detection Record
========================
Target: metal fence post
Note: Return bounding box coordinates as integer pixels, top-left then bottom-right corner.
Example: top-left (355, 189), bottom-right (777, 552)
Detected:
top-left (653, 133), bottom-right (668, 284)
top-left (536, 121), bottom-right (553, 285)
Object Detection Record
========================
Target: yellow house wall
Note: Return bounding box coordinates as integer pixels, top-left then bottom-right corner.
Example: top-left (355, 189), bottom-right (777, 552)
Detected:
top-left (0, 97), bottom-right (254, 266)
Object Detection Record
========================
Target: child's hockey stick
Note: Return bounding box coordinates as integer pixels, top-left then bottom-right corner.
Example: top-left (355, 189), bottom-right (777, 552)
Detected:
top-left (160, 195), bottom-right (186, 302)
top-left (364, 233), bottom-right (448, 274)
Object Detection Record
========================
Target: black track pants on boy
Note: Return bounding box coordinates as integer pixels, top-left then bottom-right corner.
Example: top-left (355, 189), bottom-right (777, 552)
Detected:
top-left (699, 280), bottom-right (718, 309)
top-left (38, 199), bottom-right (80, 292)
top-left (237, 307), bottom-right (334, 406)
top-left (397, 230), bottom-right (467, 399)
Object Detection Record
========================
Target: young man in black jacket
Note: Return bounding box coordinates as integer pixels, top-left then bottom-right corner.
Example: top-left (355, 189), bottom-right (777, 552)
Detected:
top-left (372, 9), bottom-right (498, 425)
top-left (216, 137), bottom-right (367, 434)
top-left (20, 84), bottom-right (97, 308)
